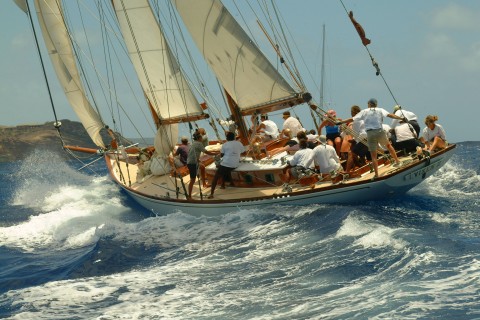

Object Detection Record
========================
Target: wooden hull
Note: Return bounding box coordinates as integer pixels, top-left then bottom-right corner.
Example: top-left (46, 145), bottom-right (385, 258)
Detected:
top-left (106, 144), bottom-right (456, 216)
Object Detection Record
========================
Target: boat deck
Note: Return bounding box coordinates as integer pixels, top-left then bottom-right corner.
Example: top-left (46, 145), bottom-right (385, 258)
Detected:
top-left (107, 149), bottom-right (427, 203)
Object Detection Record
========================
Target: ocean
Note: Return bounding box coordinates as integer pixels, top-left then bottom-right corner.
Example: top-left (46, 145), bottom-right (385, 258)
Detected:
top-left (0, 142), bottom-right (479, 319)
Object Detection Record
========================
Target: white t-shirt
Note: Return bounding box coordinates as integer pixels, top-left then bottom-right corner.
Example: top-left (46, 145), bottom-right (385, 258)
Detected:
top-left (353, 107), bottom-right (390, 131)
top-left (261, 119), bottom-right (279, 138)
top-left (352, 119), bottom-right (367, 142)
top-left (395, 122), bottom-right (416, 142)
top-left (391, 109), bottom-right (417, 128)
top-left (289, 148), bottom-right (315, 169)
top-left (221, 140), bottom-right (245, 168)
top-left (283, 116), bottom-right (303, 137)
top-left (422, 124), bottom-right (446, 142)
top-left (312, 144), bottom-right (340, 174)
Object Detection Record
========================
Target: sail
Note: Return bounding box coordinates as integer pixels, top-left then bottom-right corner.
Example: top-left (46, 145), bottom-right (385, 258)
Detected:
top-left (112, 0), bottom-right (204, 123)
top-left (172, 0), bottom-right (299, 114)
top-left (34, 0), bottom-right (105, 148)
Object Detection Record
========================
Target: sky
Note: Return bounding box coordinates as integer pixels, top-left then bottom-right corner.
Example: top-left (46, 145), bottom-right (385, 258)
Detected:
top-left (1, 0), bottom-right (479, 143)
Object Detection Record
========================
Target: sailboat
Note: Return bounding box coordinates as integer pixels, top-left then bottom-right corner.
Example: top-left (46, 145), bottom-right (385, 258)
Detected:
top-left (15, 0), bottom-right (456, 216)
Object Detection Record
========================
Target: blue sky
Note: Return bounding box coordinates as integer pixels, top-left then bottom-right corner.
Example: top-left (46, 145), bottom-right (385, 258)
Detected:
top-left (1, 0), bottom-right (479, 143)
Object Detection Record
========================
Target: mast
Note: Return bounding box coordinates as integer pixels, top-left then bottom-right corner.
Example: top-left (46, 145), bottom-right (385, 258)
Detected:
top-left (319, 24), bottom-right (326, 110)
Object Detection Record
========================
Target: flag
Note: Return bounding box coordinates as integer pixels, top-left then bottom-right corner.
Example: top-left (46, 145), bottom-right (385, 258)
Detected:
top-left (349, 11), bottom-right (371, 46)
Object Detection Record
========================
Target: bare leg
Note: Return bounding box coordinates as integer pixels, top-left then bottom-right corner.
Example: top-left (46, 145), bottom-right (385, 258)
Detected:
top-left (188, 178), bottom-right (195, 199)
top-left (199, 163), bottom-right (208, 187)
top-left (370, 150), bottom-right (379, 177)
top-left (429, 136), bottom-right (446, 152)
top-left (386, 143), bottom-right (400, 164)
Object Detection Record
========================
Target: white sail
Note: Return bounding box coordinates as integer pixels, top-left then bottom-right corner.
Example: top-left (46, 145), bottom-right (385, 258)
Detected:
top-left (112, 0), bottom-right (204, 123)
top-left (34, 0), bottom-right (105, 148)
top-left (172, 0), bottom-right (298, 113)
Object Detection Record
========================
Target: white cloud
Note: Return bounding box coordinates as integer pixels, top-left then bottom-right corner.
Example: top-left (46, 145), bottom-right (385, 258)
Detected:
top-left (430, 3), bottom-right (480, 30)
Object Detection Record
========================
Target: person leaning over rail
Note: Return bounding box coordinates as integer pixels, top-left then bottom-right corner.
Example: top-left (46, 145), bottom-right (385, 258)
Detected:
top-left (420, 115), bottom-right (447, 155)
top-left (282, 139), bottom-right (315, 184)
top-left (208, 131), bottom-right (245, 199)
top-left (312, 135), bottom-right (342, 179)
top-left (337, 98), bottom-right (405, 179)
top-left (391, 105), bottom-right (420, 137)
top-left (318, 109), bottom-right (342, 156)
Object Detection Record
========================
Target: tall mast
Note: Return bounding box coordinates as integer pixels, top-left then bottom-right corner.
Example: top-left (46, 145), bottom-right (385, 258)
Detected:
top-left (319, 24), bottom-right (326, 109)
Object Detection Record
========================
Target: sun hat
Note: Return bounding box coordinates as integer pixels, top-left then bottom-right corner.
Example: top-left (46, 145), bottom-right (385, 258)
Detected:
top-left (318, 135), bottom-right (327, 144)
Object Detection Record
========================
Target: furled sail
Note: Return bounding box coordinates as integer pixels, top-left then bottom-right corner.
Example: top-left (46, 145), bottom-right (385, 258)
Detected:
top-left (112, 0), bottom-right (204, 124)
top-left (172, 0), bottom-right (299, 114)
top-left (34, 0), bottom-right (105, 148)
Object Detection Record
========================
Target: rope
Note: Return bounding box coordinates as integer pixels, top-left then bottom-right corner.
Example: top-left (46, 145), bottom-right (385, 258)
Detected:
top-left (338, 0), bottom-right (399, 105)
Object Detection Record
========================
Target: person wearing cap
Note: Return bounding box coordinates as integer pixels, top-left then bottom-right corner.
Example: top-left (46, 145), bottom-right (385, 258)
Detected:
top-left (390, 105), bottom-right (420, 137)
top-left (256, 113), bottom-right (279, 141)
top-left (174, 136), bottom-right (190, 167)
top-left (186, 132), bottom-right (218, 199)
top-left (281, 111), bottom-right (303, 138)
top-left (318, 109), bottom-right (343, 156)
top-left (337, 98), bottom-right (405, 179)
top-left (312, 135), bottom-right (342, 177)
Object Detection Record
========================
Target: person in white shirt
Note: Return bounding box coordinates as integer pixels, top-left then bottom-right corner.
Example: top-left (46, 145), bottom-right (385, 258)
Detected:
top-left (345, 105), bottom-right (368, 171)
top-left (391, 120), bottom-right (421, 154)
top-left (420, 115), bottom-right (447, 154)
top-left (337, 98), bottom-right (404, 179)
top-left (256, 113), bottom-right (279, 141)
top-left (282, 139), bottom-right (314, 183)
top-left (312, 135), bottom-right (342, 175)
top-left (208, 131), bottom-right (245, 198)
top-left (281, 111), bottom-right (304, 138)
top-left (390, 105), bottom-right (420, 137)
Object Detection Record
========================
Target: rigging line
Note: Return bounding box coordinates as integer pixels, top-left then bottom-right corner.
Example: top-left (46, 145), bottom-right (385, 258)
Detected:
top-left (25, 1), bottom-right (62, 135)
top-left (249, 0), bottom-right (301, 87)
top-left (117, 0), bottom-right (175, 151)
top-left (56, 1), bottom-right (108, 135)
top-left (269, 0), bottom-right (303, 86)
top-left (96, 1), bottom-right (118, 130)
top-left (338, 0), bottom-right (399, 106)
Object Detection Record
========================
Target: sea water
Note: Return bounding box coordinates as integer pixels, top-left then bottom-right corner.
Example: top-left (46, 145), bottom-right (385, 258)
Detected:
top-left (0, 143), bottom-right (479, 319)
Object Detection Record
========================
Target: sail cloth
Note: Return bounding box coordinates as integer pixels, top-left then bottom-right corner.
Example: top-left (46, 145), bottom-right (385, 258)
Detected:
top-left (172, 0), bottom-right (298, 114)
top-left (34, 0), bottom-right (106, 148)
top-left (112, 0), bottom-right (204, 124)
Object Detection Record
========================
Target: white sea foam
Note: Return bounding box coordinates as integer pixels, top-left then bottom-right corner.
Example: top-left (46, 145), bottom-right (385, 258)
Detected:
top-left (1, 152), bottom-right (131, 252)
top-left (413, 161), bottom-right (480, 198)
top-left (336, 214), bottom-right (408, 250)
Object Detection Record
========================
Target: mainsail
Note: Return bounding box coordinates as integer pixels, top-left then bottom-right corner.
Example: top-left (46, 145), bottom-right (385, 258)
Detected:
top-left (172, 0), bottom-right (300, 114)
top-left (34, 0), bottom-right (105, 148)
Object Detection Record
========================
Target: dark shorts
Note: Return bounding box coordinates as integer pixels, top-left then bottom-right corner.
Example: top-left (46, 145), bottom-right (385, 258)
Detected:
top-left (217, 165), bottom-right (235, 182)
top-left (326, 132), bottom-right (341, 142)
top-left (352, 141), bottom-right (369, 157)
top-left (187, 163), bottom-right (198, 180)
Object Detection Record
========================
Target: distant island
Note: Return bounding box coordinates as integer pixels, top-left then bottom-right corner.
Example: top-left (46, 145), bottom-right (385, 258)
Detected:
top-left (0, 120), bottom-right (99, 162)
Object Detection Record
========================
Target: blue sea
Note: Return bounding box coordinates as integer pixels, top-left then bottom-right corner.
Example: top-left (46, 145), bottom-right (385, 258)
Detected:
top-left (0, 142), bottom-right (479, 319)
